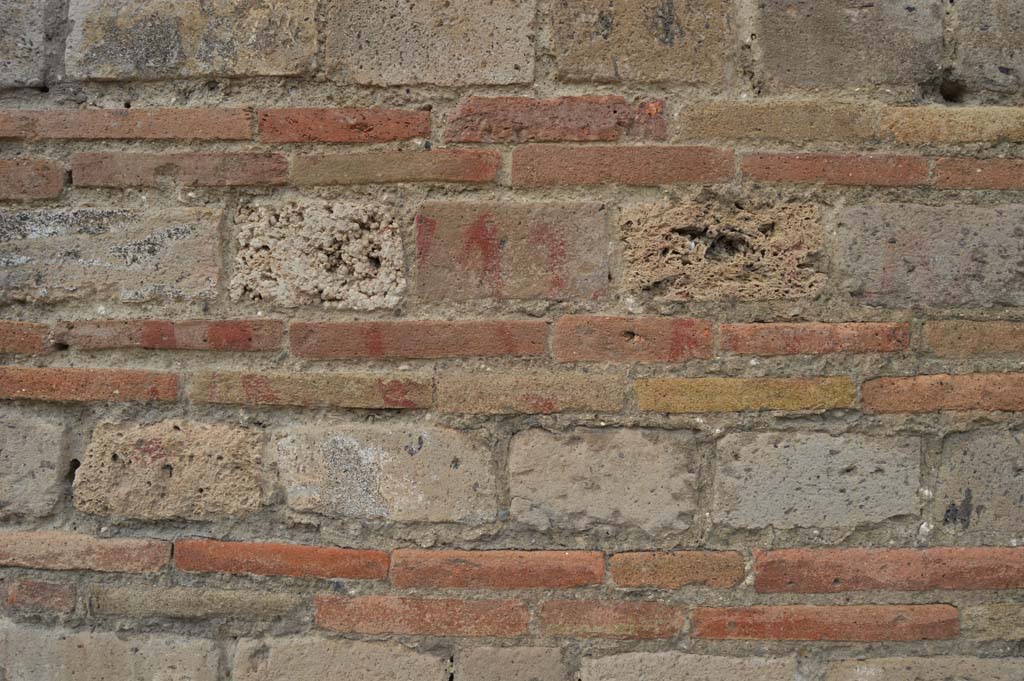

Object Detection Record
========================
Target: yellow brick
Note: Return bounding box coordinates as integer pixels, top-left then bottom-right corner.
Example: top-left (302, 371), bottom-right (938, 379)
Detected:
top-left (636, 377), bottom-right (856, 413)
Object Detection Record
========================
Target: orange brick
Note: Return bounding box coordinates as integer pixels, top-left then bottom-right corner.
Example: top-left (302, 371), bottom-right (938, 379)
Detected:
top-left (553, 316), bottom-right (712, 362)
top-left (54, 320), bottom-right (283, 352)
top-left (190, 371), bottom-right (432, 409)
top-left (0, 531), bottom-right (168, 573)
top-left (610, 551), bottom-right (745, 589)
top-left (391, 550), bottom-right (604, 589)
top-left (0, 159), bottom-right (63, 200)
top-left (863, 373), bottom-right (1024, 412)
top-left (512, 145), bottom-right (733, 187)
top-left (174, 539), bottom-right (388, 580)
top-left (315, 595), bottom-right (529, 637)
top-left (436, 370), bottom-right (626, 414)
top-left (692, 605), bottom-right (959, 641)
top-left (0, 321), bottom-right (50, 355)
top-left (538, 600), bottom-right (685, 639)
top-left (72, 152), bottom-right (287, 187)
top-left (0, 108), bottom-right (253, 140)
top-left (935, 158), bottom-right (1024, 190)
top-left (637, 376), bottom-right (856, 412)
top-left (742, 152), bottom-right (929, 186)
top-left (924, 321), bottom-right (1024, 357)
top-left (292, 150), bottom-right (499, 185)
top-left (720, 322), bottom-right (910, 356)
top-left (0, 367), bottom-right (178, 403)
top-left (258, 107), bottom-right (429, 143)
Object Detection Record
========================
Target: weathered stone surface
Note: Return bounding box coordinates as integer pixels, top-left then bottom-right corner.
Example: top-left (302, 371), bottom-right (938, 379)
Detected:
top-left (0, 1), bottom-right (46, 88)
top-left (964, 603), bottom-right (1024, 640)
top-left (88, 585), bottom-right (301, 620)
top-left (581, 653), bottom-right (797, 681)
top-left (235, 637), bottom-right (448, 681)
top-left (933, 428), bottom-right (1024, 538)
top-left (760, 1), bottom-right (944, 90)
top-left (459, 647), bottom-right (568, 681)
top-left (838, 204), bottom-right (1024, 308)
top-left (825, 657), bottom-right (1024, 681)
top-left (232, 198), bottom-right (405, 310)
top-left (0, 207), bottom-right (220, 303)
top-left (66, 0), bottom-right (316, 81)
top-left (74, 420), bottom-right (265, 521)
top-left (713, 432), bottom-right (920, 529)
top-left (0, 411), bottom-right (63, 518)
top-left (509, 428), bottom-right (699, 534)
top-left (275, 426), bottom-right (497, 524)
top-left (551, 0), bottom-right (733, 84)
top-left (956, 0), bottom-right (1024, 93)
top-left (415, 201), bottom-right (609, 302)
top-left (0, 619), bottom-right (220, 681)
top-left (623, 199), bottom-right (824, 302)
top-left (325, 0), bottom-right (535, 85)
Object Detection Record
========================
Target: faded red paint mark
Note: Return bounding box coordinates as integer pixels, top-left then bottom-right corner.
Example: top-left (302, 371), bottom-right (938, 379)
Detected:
top-left (668, 319), bottom-right (709, 361)
top-left (241, 375), bottom-right (278, 404)
top-left (530, 222), bottom-right (568, 294)
top-left (522, 393), bottom-right (558, 414)
top-left (415, 214), bottom-right (439, 260)
top-left (140, 320), bottom-right (176, 349)
top-left (379, 379), bottom-right (418, 408)
top-left (458, 213), bottom-right (504, 297)
top-left (362, 324), bottom-right (387, 358)
top-left (206, 322), bottom-right (254, 351)
top-left (133, 437), bottom-right (169, 461)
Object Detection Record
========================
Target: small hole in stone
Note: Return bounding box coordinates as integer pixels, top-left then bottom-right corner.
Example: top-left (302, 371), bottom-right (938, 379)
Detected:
top-left (52, 342), bottom-right (69, 352)
top-left (66, 459), bottom-right (80, 483)
top-left (124, 101), bottom-right (132, 109)
top-left (111, 453), bottom-right (119, 462)
top-left (162, 464), bottom-right (173, 478)
top-left (940, 79), bottom-right (967, 103)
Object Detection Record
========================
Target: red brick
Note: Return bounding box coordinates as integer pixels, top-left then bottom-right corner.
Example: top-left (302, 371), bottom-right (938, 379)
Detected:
top-left (0, 159), bottom-right (63, 200)
top-left (6, 579), bottom-right (76, 612)
top-left (863, 373), bottom-right (1024, 413)
top-left (291, 320), bottom-right (547, 360)
top-left (610, 551), bottom-right (745, 589)
top-left (755, 547), bottom-right (1024, 593)
top-left (0, 108), bottom-right (252, 140)
top-left (924, 321), bottom-right (1024, 357)
top-left (190, 370), bottom-right (432, 409)
top-left (437, 370), bottom-right (625, 414)
top-left (691, 605), bottom-right (959, 641)
top-left (315, 595), bottom-right (529, 637)
top-left (511, 145), bottom-right (733, 187)
top-left (720, 322), bottom-right (910, 356)
top-left (292, 150), bottom-right (499, 185)
top-left (0, 321), bottom-right (50, 354)
top-left (258, 107), bottom-right (429, 143)
top-left (71, 152), bottom-right (287, 187)
top-left (54, 320), bottom-right (283, 352)
top-left (553, 316), bottom-right (712, 362)
top-left (538, 600), bottom-right (685, 639)
top-left (391, 550), bottom-right (604, 589)
top-left (445, 96), bottom-right (666, 143)
top-left (0, 531), bottom-right (169, 573)
top-left (935, 158), bottom-right (1024, 190)
top-left (174, 539), bottom-right (388, 580)
top-left (741, 153), bottom-right (929, 187)
top-left (0, 367), bottom-right (178, 403)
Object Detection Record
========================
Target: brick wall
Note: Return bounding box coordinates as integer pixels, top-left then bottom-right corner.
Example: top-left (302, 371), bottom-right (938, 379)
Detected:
top-left (1, 0), bottom-right (1023, 678)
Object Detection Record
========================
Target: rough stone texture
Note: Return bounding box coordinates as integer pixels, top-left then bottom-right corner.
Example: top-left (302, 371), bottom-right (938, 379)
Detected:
top-left (232, 198), bottom-right (405, 310)
top-left (73, 420), bottom-right (265, 521)
top-left (458, 646), bottom-right (567, 681)
top-left (933, 428), bottom-right (1024, 538)
top-left (0, 1), bottom-right (46, 88)
top-left (759, 0), bottom-right (944, 90)
top-left (838, 204), bottom-right (1024, 307)
top-left (956, 0), bottom-right (1024, 93)
top-left (622, 198), bottom-right (824, 302)
top-left (964, 604), bottom-right (1024, 640)
top-left (324, 0), bottom-right (535, 85)
top-left (551, 0), bottom-right (733, 84)
top-left (509, 428), bottom-right (699, 534)
top-left (0, 620), bottom-right (220, 681)
top-left (88, 585), bottom-right (302, 620)
top-left (66, 0), bottom-right (316, 81)
top-left (415, 201), bottom-right (609, 302)
top-left (0, 411), bottom-right (63, 518)
top-left (0, 207), bottom-right (220, 303)
top-left (275, 425), bottom-right (497, 524)
top-left (712, 432), bottom-right (921, 529)
top-left (234, 637), bottom-right (448, 681)
top-left (825, 657), bottom-right (1024, 681)
top-left (580, 653), bottom-right (797, 681)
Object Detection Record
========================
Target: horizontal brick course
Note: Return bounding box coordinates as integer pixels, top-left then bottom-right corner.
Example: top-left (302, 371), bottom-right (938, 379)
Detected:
top-left (391, 550), bottom-right (604, 589)
top-left (637, 377), bottom-right (856, 412)
top-left (924, 321), bottom-right (1024, 356)
top-left (553, 317), bottom-right (712, 362)
top-left (512, 145), bottom-right (734, 187)
top-left (89, 585), bottom-right (302, 620)
top-left (0, 108), bottom-right (253, 140)
top-left (741, 153), bottom-right (929, 186)
top-left (882, 106), bottom-right (1024, 144)
top-left (0, 366), bottom-right (178, 402)
top-left (72, 152), bottom-right (288, 187)
top-left (538, 600), bottom-right (685, 639)
top-left (935, 158), bottom-right (1024, 190)
top-left (315, 595), bottom-right (529, 637)
top-left (292, 150), bottom-right (499, 185)
top-left (190, 371), bottom-right (432, 409)
top-left (610, 551), bottom-right (745, 589)
top-left (258, 107), bottom-right (429, 143)
top-left (0, 531), bottom-right (169, 573)
top-left (0, 320), bottom-right (50, 354)
top-left (55, 319), bottom-right (283, 352)
top-left (681, 101), bottom-right (879, 142)
top-left (720, 323), bottom-right (910, 356)
top-left (437, 370), bottom-right (626, 414)
top-left (174, 539), bottom-right (389, 580)
top-left (863, 373), bottom-right (1024, 412)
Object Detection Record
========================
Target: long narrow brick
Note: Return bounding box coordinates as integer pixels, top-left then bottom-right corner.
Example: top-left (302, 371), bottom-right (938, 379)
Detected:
top-left (0, 531), bottom-right (168, 573)
top-left (0, 321), bottom-right (50, 354)
top-left (315, 595), bottom-right (529, 637)
top-left (54, 320), bottom-right (284, 352)
top-left (538, 600), bottom-right (685, 640)
top-left (863, 373), bottom-right (1024, 413)
top-left (935, 158), bottom-right (1024, 190)
top-left (174, 539), bottom-right (389, 580)
top-left (637, 377), bottom-right (856, 413)
top-left (90, 585), bottom-right (302, 620)
top-left (190, 370), bottom-right (432, 409)
top-left (0, 108), bottom-right (253, 140)
top-left (553, 317), bottom-right (712, 363)
top-left (437, 370), bottom-right (626, 414)
top-left (680, 101), bottom-right (879, 142)
top-left (691, 605), bottom-right (959, 641)
top-left (882, 106), bottom-right (1024, 144)
top-left (292, 150), bottom-right (499, 185)
top-left (0, 367), bottom-right (178, 403)
top-left (391, 550), bottom-right (604, 589)
top-left (720, 323), bottom-right (910, 356)
top-left (924, 321), bottom-right (1024, 357)
top-left (741, 152), bottom-right (929, 187)
top-left (755, 547), bottom-right (1024, 593)
top-left (0, 159), bottom-right (63, 200)
top-left (610, 551), bottom-right (745, 589)
top-left (258, 107), bottom-right (429, 143)
top-left (72, 152), bottom-right (288, 187)
top-left (446, 96), bottom-right (666, 143)
top-left (291, 320), bottom-right (547, 360)
top-left (512, 145), bottom-right (734, 187)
